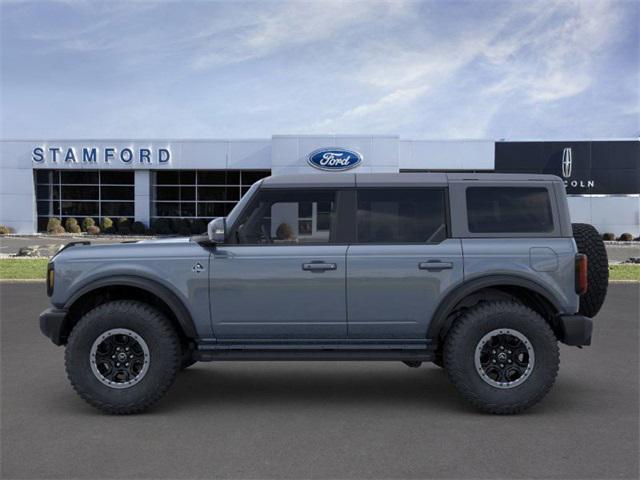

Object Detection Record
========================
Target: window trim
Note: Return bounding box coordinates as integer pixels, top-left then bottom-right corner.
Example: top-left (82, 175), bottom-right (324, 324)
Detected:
top-left (353, 187), bottom-right (449, 245)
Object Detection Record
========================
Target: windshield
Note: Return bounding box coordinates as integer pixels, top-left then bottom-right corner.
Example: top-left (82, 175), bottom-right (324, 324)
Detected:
top-left (225, 180), bottom-right (263, 229)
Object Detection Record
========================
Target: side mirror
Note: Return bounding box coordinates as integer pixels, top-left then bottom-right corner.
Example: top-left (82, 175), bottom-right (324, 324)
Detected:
top-left (207, 217), bottom-right (226, 244)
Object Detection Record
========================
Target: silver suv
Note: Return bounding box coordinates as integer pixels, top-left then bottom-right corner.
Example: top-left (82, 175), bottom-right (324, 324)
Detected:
top-left (39, 173), bottom-right (609, 414)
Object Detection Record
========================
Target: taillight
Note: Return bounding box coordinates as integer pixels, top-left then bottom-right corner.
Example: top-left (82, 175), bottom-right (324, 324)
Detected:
top-left (575, 254), bottom-right (588, 295)
top-left (47, 262), bottom-right (54, 297)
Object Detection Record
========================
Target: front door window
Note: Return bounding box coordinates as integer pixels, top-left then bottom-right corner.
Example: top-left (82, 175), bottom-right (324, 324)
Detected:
top-left (232, 189), bottom-right (338, 245)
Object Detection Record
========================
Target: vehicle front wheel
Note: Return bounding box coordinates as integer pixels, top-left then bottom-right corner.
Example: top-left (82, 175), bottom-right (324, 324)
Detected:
top-left (65, 300), bottom-right (181, 414)
top-left (443, 301), bottom-right (559, 414)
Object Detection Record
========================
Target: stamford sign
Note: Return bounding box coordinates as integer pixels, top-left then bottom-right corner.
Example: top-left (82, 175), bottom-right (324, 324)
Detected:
top-left (308, 147), bottom-right (362, 171)
top-left (32, 146), bottom-right (171, 165)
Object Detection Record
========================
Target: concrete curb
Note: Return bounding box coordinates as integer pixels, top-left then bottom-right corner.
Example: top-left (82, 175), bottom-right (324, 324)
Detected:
top-left (0, 279), bottom-right (45, 283)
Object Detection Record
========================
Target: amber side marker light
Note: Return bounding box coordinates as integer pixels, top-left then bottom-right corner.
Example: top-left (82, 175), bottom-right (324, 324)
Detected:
top-left (47, 263), bottom-right (54, 297)
top-left (575, 254), bottom-right (588, 295)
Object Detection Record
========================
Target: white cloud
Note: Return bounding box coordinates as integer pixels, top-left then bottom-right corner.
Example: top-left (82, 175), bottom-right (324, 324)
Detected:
top-left (192, 1), bottom-right (413, 70)
top-left (482, 0), bottom-right (621, 102)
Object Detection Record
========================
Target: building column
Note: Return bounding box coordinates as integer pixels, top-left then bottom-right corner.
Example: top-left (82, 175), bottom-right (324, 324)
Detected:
top-left (134, 170), bottom-right (151, 227)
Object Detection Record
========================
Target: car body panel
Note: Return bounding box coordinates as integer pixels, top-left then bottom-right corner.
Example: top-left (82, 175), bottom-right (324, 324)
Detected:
top-left (210, 245), bottom-right (348, 339)
top-left (346, 240), bottom-right (464, 338)
top-left (50, 239), bottom-right (213, 339)
top-left (461, 238), bottom-right (579, 313)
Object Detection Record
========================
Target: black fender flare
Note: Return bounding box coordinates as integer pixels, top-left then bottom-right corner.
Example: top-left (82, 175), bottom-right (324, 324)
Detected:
top-left (426, 274), bottom-right (563, 341)
top-left (63, 275), bottom-right (197, 339)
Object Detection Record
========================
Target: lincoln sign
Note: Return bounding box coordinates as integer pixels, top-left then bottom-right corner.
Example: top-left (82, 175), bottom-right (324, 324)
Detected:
top-left (495, 140), bottom-right (639, 195)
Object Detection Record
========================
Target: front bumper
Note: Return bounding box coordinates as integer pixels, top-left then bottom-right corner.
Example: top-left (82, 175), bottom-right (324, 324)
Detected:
top-left (39, 308), bottom-right (68, 346)
top-left (557, 314), bottom-right (593, 346)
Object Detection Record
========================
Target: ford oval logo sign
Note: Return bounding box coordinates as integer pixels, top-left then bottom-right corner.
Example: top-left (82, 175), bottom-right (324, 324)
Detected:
top-left (307, 148), bottom-right (362, 171)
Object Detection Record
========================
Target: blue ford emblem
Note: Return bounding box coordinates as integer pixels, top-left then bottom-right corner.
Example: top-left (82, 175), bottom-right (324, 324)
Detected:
top-left (307, 148), bottom-right (362, 171)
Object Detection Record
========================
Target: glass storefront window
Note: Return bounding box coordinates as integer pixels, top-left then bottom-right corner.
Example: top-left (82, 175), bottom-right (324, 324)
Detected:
top-left (151, 169), bottom-right (270, 222)
top-left (35, 170), bottom-right (134, 231)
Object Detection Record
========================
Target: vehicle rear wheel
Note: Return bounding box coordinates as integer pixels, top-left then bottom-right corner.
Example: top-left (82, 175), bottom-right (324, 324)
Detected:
top-left (572, 223), bottom-right (609, 317)
top-left (443, 301), bottom-right (559, 414)
top-left (65, 300), bottom-right (181, 414)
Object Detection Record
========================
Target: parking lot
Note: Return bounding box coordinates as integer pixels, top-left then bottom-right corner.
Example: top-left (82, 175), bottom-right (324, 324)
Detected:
top-left (1, 282), bottom-right (638, 479)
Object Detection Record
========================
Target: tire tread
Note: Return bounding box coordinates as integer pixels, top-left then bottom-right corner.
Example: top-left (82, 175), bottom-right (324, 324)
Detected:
top-left (65, 300), bottom-right (181, 415)
top-left (444, 301), bottom-right (559, 414)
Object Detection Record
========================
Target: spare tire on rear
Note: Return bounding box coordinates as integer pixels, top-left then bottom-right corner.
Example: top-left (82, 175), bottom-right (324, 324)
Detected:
top-left (572, 223), bottom-right (609, 317)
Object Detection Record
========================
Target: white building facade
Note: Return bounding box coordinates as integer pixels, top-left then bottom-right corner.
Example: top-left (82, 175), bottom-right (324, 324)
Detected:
top-left (1, 136), bottom-right (638, 235)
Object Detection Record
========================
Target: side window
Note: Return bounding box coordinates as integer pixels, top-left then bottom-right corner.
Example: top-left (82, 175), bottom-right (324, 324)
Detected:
top-left (466, 187), bottom-right (554, 233)
top-left (233, 189), bottom-right (338, 244)
top-left (356, 188), bottom-right (447, 244)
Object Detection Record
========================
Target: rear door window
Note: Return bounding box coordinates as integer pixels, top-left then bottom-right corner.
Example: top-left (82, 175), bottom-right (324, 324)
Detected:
top-left (466, 187), bottom-right (554, 233)
top-left (356, 188), bottom-right (447, 244)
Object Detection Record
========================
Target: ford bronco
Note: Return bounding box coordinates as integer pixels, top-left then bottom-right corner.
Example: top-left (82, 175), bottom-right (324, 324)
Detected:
top-left (39, 173), bottom-right (608, 414)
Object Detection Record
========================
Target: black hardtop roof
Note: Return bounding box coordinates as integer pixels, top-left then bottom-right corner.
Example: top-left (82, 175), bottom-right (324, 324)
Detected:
top-left (260, 172), bottom-right (562, 188)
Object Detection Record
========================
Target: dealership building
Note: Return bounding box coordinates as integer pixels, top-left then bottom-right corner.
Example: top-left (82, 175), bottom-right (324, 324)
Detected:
top-left (0, 136), bottom-right (638, 235)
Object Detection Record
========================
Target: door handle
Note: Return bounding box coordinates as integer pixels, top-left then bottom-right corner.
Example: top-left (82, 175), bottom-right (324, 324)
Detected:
top-left (302, 262), bottom-right (337, 272)
top-left (419, 261), bottom-right (453, 271)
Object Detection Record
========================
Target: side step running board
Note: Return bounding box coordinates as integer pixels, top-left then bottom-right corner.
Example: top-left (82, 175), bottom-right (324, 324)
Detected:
top-left (194, 349), bottom-right (435, 362)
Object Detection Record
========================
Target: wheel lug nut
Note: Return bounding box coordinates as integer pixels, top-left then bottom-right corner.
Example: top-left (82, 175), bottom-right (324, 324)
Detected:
top-left (111, 355), bottom-right (115, 359)
top-left (500, 364), bottom-right (504, 368)
top-left (116, 363), bottom-right (120, 366)
top-left (508, 360), bottom-right (512, 363)
top-left (125, 347), bottom-right (129, 351)
top-left (130, 355), bottom-right (133, 358)
top-left (125, 363), bottom-right (129, 367)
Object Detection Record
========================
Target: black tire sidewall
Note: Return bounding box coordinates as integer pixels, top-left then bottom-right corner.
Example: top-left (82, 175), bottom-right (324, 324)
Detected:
top-left (444, 302), bottom-right (559, 413)
top-left (572, 222), bottom-right (609, 317)
top-left (65, 301), bottom-right (180, 411)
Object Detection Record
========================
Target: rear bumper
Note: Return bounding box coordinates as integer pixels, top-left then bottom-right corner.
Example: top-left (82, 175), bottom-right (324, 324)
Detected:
top-left (39, 308), bottom-right (68, 346)
top-left (557, 314), bottom-right (593, 346)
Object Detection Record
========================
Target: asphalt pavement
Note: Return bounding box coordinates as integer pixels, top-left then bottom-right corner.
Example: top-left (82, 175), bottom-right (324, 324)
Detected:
top-left (1, 283), bottom-right (638, 479)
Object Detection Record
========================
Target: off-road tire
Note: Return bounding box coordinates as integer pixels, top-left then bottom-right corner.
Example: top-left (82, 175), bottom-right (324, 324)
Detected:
top-left (65, 300), bottom-right (181, 414)
top-left (444, 301), bottom-right (559, 414)
top-left (572, 223), bottom-right (609, 317)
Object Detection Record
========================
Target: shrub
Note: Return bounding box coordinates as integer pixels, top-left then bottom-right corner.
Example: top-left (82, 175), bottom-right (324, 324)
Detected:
top-left (51, 225), bottom-right (66, 235)
top-left (602, 232), bottom-right (616, 241)
top-left (0, 224), bottom-right (13, 234)
top-left (86, 225), bottom-right (101, 235)
top-left (153, 218), bottom-right (172, 235)
top-left (131, 221), bottom-right (146, 235)
top-left (145, 227), bottom-right (157, 236)
top-left (618, 233), bottom-right (634, 242)
top-left (82, 217), bottom-right (95, 231)
top-left (116, 217), bottom-right (131, 234)
top-left (101, 217), bottom-right (114, 233)
top-left (46, 218), bottom-right (62, 234)
top-left (64, 218), bottom-right (81, 234)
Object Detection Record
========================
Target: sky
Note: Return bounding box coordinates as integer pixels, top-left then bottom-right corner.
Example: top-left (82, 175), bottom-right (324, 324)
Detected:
top-left (1, 0), bottom-right (638, 140)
